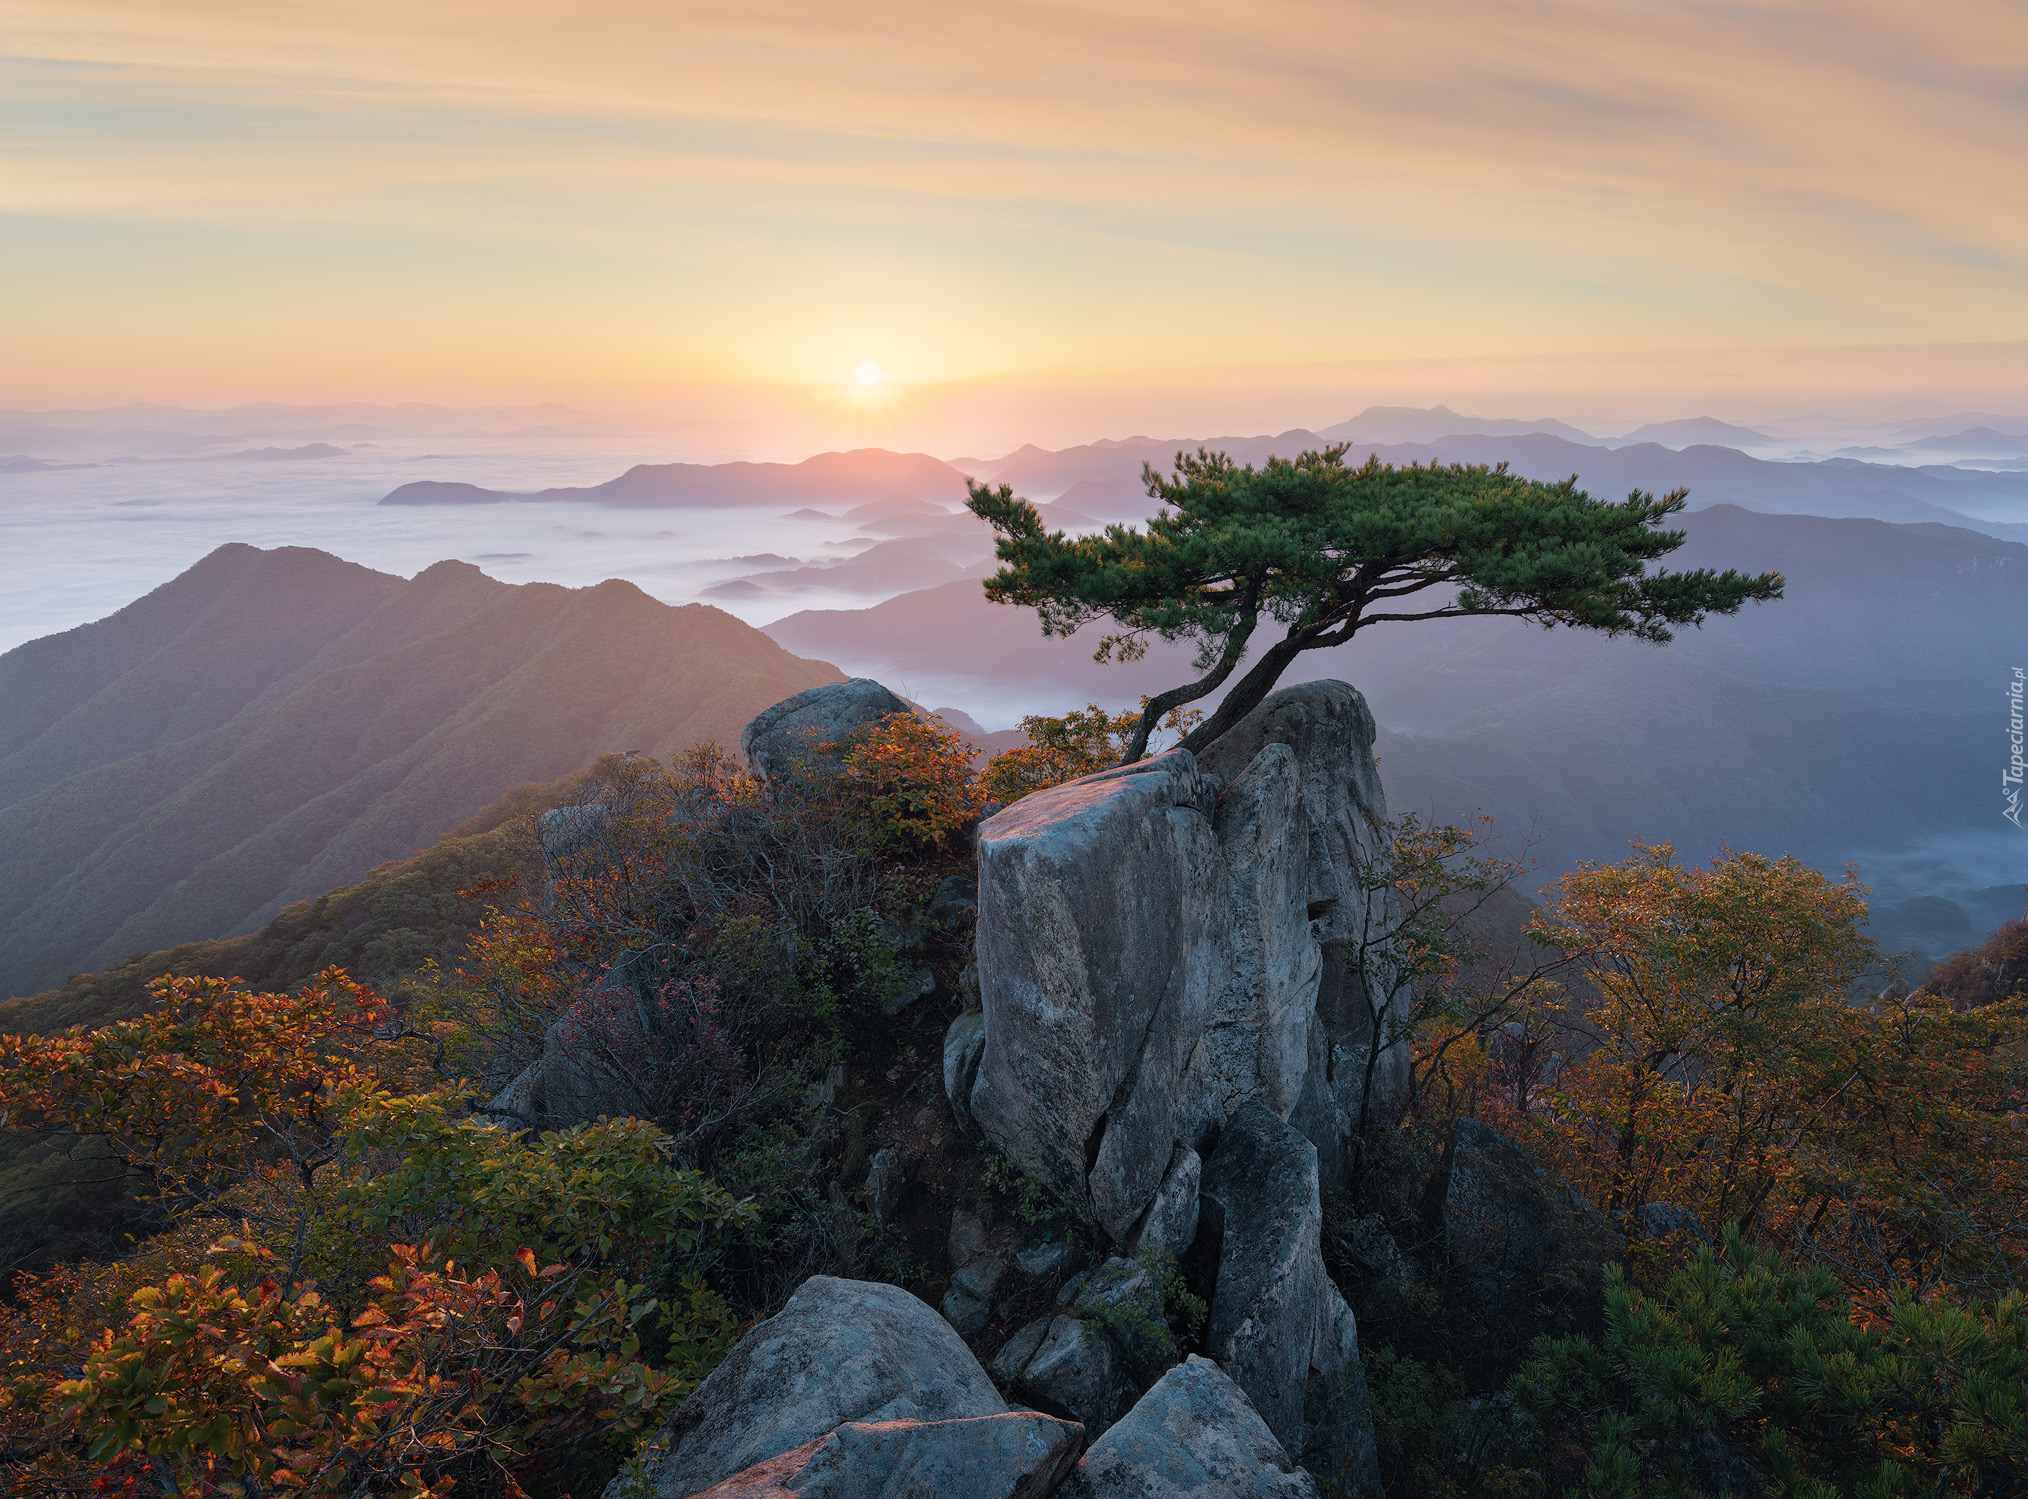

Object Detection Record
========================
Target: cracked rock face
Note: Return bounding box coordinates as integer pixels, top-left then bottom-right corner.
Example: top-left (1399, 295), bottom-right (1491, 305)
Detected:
top-left (1198, 681), bottom-right (1408, 1184)
top-left (1200, 1104), bottom-right (1379, 1491)
top-left (1126, 1144), bottom-right (1202, 1261)
top-left (969, 680), bottom-right (1401, 1240)
top-left (969, 749), bottom-right (1226, 1238)
top-left (1007, 1314), bottom-right (1136, 1438)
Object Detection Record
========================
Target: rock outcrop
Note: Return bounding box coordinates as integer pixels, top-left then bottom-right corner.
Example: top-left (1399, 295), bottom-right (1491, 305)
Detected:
top-left (1196, 682), bottom-right (1407, 1189)
top-left (1056, 1356), bottom-right (1321, 1499)
top-left (539, 801), bottom-right (611, 864)
top-left (995, 1256), bottom-right (1171, 1440)
top-left (609, 679), bottom-right (1415, 1496)
top-left (942, 1009), bottom-right (988, 1131)
top-left (617, 1276), bottom-right (1015, 1498)
top-left (1125, 1144), bottom-right (1201, 1260)
top-left (968, 680), bottom-right (1400, 1240)
top-left (1200, 1104), bottom-right (1379, 1491)
top-left (740, 677), bottom-right (911, 782)
top-left (485, 965), bottom-right (635, 1128)
top-left (1003, 1314), bottom-right (1135, 1438)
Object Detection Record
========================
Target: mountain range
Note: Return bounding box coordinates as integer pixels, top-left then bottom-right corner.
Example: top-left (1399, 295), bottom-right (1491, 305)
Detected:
top-left (375, 431), bottom-right (2028, 554)
top-left (764, 505), bottom-right (2026, 954)
top-left (0, 402), bottom-right (602, 460)
top-left (0, 545), bottom-right (841, 999)
top-left (8, 414), bottom-right (2025, 992)
top-left (382, 448), bottom-right (968, 509)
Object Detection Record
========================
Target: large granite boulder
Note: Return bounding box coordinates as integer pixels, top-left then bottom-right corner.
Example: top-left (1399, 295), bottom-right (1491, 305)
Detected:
top-left (741, 678), bottom-right (912, 782)
top-left (1200, 1104), bottom-right (1379, 1491)
top-left (685, 1411), bottom-right (1083, 1499)
top-left (614, 1276), bottom-right (1007, 1497)
top-left (968, 680), bottom-right (1398, 1241)
top-left (1002, 1314), bottom-right (1135, 1438)
top-left (1057, 1356), bottom-right (1320, 1499)
top-left (1197, 681), bottom-right (1409, 1186)
top-left (969, 749), bottom-right (1227, 1238)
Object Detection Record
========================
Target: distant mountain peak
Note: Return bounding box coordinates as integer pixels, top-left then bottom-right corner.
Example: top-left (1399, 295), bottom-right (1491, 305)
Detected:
top-left (1615, 417), bottom-right (1775, 447)
top-left (0, 546), bottom-right (843, 998)
top-left (1901, 427), bottom-right (2028, 456)
top-left (1319, 406), bottom-right (1603, 446)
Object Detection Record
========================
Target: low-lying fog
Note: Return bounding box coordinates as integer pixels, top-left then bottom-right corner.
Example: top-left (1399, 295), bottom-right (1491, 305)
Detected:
top-left (0, 435), bottom-right (939, 656)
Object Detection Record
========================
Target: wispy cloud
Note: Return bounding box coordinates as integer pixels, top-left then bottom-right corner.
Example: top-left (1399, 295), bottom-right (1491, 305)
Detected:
top-left (3, 0), bottom-right (2025, 417)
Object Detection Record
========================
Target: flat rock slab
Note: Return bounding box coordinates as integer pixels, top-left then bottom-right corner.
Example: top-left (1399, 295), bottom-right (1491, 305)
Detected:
top-left (687, 1412), bottom-right (1084, 1499)
top-left (1057, 1356), bottom-right (1320, 1499)
top-left (616, 1276), bottom-right (1006, 1498)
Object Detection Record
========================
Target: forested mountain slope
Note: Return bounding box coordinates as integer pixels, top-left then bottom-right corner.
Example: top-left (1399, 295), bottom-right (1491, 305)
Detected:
top-left (0, 545), bottom-right (842, 997)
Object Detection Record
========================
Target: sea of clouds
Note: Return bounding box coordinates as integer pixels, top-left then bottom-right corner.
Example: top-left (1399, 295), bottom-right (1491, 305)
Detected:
top-left (0, 435), bottom-right (922, 656)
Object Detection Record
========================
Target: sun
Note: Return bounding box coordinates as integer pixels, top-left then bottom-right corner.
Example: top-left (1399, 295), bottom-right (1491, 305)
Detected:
top-left (852, 360), bottom-right (883, 387)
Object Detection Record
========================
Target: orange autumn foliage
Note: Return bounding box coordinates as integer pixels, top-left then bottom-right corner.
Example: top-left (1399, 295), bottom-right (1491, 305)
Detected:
top-left (47, 1238), bottom-right (673, 1499)
top-left (0, 971), bottom-right (400, 1214)
top-left (1496, 845), bottom-right (2028, 1302)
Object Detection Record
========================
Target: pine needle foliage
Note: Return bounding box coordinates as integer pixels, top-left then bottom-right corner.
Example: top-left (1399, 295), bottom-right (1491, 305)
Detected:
top-left (967, 446), bottom-right (1783, 761)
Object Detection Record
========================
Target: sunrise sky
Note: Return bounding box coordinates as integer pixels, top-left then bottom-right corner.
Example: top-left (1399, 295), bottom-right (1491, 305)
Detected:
top-left (7, 1), bottom-right (2028, 449)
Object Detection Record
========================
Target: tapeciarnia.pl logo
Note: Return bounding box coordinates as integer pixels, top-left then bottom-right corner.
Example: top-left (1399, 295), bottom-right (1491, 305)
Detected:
top-left (2007, 667), bottom-right (2025, 830)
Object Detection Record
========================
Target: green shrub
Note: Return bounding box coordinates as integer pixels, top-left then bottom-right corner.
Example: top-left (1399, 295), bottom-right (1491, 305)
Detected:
top-left (1514, 1233), bottom-right (2028, 1497)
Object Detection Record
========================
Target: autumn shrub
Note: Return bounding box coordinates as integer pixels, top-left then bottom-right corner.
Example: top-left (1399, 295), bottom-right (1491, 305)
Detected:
top-left (3, 1108), bottom-right (749, 1497)
top-left (0, 971), bottom-right (408, 1221)
top-left (830, 711), bottom-right (986, 862)
top-left (0, 974), bottom-right (753, 1498)
top-left (975, 700), bottom-right (1212, 804)
top-left (978, 703), bottom-right (1142, 802)
top-left (1925, 909), bottom-right (2028, 1009)
top-left (554, 974), bottom-right (749, 1145)
top-left (52, 1237), bottom-right (677, 1499)
top-left (404, 716), bottom-right (987, 1319)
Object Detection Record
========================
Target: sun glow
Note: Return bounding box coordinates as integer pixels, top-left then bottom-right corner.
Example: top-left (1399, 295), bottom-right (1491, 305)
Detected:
top-left (853, 360), bottom-right (883, 387)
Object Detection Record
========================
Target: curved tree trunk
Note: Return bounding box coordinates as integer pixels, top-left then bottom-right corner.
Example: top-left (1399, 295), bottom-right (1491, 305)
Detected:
top-left (1118, 595), bottom-right (1260, 764)
top-left (1175, 624), bottom-right (1323, 757)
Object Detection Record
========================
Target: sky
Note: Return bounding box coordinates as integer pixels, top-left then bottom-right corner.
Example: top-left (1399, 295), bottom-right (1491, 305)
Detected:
top-left (6, 1), bottom-right (2028, 451)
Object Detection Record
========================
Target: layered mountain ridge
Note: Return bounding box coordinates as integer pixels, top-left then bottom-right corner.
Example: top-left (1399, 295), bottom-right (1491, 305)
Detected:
top-left (372, 430), bottom-right (2028, 545)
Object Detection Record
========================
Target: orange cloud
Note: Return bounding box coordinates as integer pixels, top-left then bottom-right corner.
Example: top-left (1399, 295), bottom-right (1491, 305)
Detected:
top-left (3, 0), bottom-right (2025, 422)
